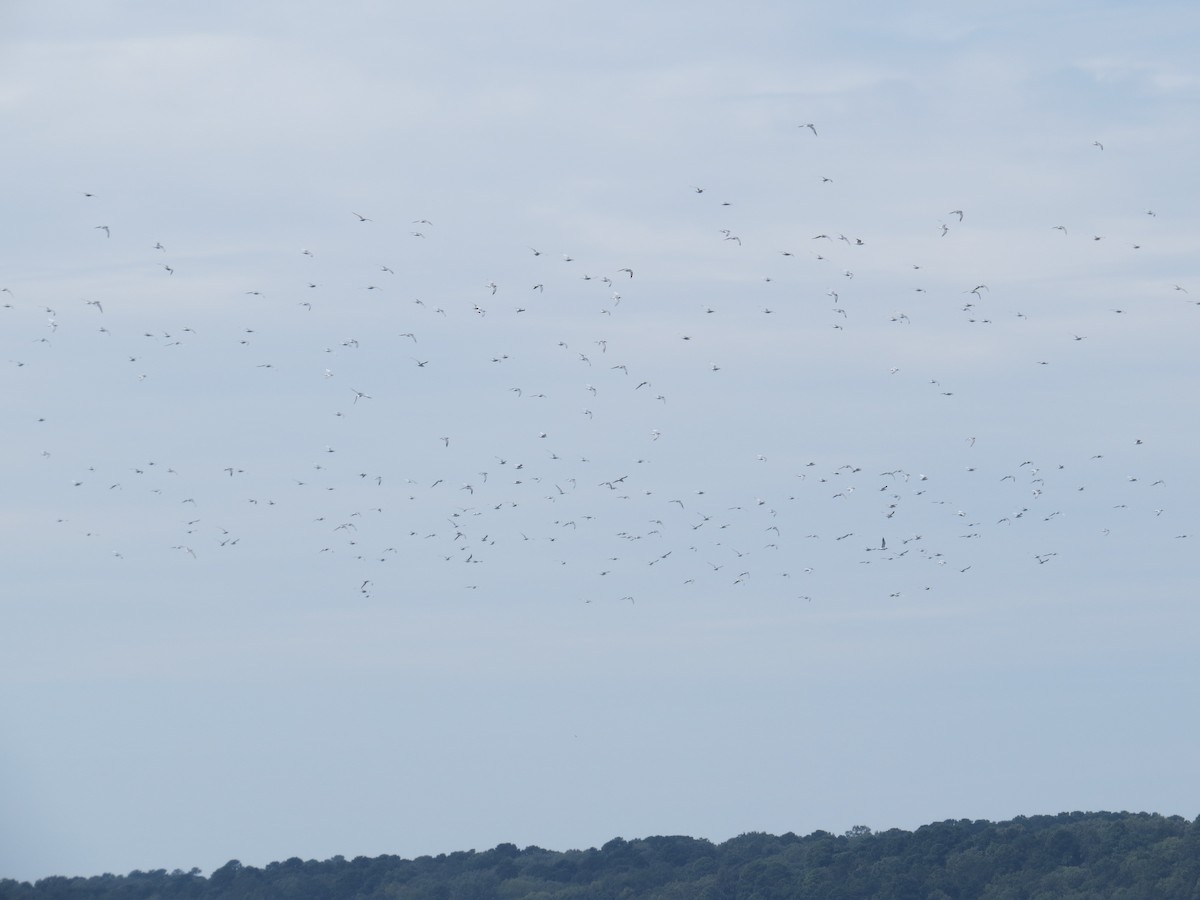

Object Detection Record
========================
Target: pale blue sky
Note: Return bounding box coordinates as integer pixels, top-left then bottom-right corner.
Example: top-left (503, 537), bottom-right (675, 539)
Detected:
top-left (2, 0), bottom-right (1199, 883)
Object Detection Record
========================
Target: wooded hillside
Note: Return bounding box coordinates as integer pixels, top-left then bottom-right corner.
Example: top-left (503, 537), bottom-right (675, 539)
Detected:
top-left (4, 811), bottom-right (1198, 900)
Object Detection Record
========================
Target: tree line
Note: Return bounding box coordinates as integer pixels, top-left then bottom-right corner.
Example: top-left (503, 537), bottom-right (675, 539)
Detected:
top-left (4, 810), bottom-right (1200, 900)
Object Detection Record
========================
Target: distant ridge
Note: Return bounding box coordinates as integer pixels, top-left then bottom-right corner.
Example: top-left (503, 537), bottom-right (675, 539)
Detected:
top-left (4, 811), bottom-right (1199, 899)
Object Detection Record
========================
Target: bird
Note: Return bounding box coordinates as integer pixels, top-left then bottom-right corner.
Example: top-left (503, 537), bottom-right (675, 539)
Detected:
top-left (800, 123), bottom-right (818, 136)
top-left (95, 225), bottom-right (110, 237)
top-left (351, 212), bottom-right (372, 221)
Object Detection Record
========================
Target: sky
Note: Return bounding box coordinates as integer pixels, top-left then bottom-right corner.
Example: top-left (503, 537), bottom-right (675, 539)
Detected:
top-left (2, 0), bottom-right (1199, 883)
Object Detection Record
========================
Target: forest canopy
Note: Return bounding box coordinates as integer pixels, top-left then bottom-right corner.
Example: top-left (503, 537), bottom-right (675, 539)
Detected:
top-left (4, 811), bottom-right (1199, 900)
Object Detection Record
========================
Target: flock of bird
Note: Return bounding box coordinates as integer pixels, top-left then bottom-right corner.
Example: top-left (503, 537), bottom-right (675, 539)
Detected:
top-left (5, 124), bottom-right (1195, 608)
